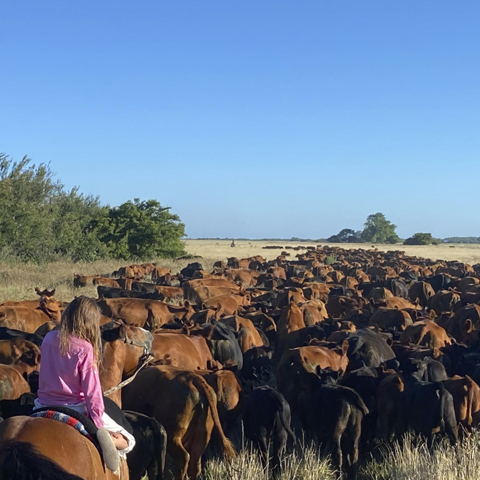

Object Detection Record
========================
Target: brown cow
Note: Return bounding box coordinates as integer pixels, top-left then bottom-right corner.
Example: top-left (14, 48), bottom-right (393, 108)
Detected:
top-left (0, 297), bottom-right (62, 333)
top-left (400, 320), bottom-right (451, 354)
top-left (97, 298), bottom-right (194, 329)
top-left (183, 278), bottom-right (240, 305)
top-left (195, 368), bottom-right (244, 433)
top-left (217, 316), bottom-right (264, 353)
top-left (0, 288), bottom-right (56, 308)
top-left (299, 300), bottom-right (328, 325)
top-left (0, 364), bottom-right (32, 401)
top-left (152, 267), bottom-right (171, 283)
top-left (369, 308), bottom-right (413, 331)
top-left (154, 286), bottom-right (184, 303)
top-left (0, 339), bottom-right (41, 366)
top-left (443, 375), bottom-right (480, 430)
top-left (225, 269), bottom-right (260, 287)
top-left (276, 343), bottom-right (349, 423)
top-left (151, 332), bottom-right (215, 370)
top-left (92, 277), bottom-right (121, 288)
top-left (203, 293), bottom-right (250, 316)
top-left (445, 304), bottom-right (480, 345)
top-left (122, 365), bottom-right (235, 480)
top-left (277, 301), bottom-right (306, 345)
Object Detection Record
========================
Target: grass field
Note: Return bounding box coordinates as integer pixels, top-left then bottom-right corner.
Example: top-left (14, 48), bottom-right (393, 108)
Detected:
top-left (1, 240), bottom-right (480, 304)
top-left (185, 239), bottom-right (480, 265)
top-left (2, 241), bottom-right (480, 478)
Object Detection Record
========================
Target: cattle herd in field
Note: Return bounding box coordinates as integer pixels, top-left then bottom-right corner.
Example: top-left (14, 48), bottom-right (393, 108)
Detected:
top-left (2, 245), bottom-right (480, 479)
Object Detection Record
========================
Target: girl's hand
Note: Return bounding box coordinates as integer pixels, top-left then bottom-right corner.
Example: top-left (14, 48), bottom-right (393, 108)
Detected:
top-left (108, 431), bottom-right (129, 450)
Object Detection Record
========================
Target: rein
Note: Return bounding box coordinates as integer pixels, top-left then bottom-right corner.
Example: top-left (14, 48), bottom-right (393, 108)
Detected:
top-left (102, 322), bottom-right (155, 397)
top-left (103, 352), bottom-right (154, 397)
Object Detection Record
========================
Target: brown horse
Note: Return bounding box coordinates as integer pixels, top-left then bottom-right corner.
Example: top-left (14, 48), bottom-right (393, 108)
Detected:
top-left (0, 322), bottom-right (153, 479)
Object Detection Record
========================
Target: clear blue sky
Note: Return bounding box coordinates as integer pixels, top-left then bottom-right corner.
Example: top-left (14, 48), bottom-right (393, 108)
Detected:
top-left (1, 1), bottom-right (479, 239)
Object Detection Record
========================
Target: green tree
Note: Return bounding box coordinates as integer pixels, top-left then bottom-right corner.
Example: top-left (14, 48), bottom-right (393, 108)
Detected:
top-left (99, 199), bottom-right (186, 260)
top-left (361, 212), bottom-right (400, 244)
top-left (0, 154), bottom-right (110, 262)
top-left (404, 232), bottom-right (440, 245)
top-left (327, 228), bottom-right (362, 243)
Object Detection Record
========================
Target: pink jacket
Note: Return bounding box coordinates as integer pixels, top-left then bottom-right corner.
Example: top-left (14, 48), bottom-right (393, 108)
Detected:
top-left (37, 330), bottom-right (105, 428)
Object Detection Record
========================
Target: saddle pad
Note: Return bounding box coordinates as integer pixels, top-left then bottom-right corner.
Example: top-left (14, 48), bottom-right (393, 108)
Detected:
top-left (31, 409), bottom-right (95, 442)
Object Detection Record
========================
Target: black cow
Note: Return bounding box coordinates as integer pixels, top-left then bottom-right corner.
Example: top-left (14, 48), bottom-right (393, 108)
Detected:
top-left (302, 369), bottom-right (369, 478)
top-left (97, 286), bottom-right (162, 300)
top-left (384, 278), bottom-right (409, 299)
top-left (346, 329), bottom-right (396, 371)
top-left (242, 386), bottom-right (295, 471)
top-left (401, 357), bottom-right (448, 382)
top-left (425, 274), bottom-right (455, 293)
top-left (241, 347), bottom-right (273, 382)
top-left (204, 322), bottom-right (243, 370)
top-left (125, 411), bottom-right (167, 480)
top-left (0, 327), bottom-right (44, 347)
top-left (402, 361), bottom-right (458, 446)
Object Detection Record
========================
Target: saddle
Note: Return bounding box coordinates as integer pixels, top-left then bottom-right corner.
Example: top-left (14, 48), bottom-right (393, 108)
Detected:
top-left (31, 406), bottom-right (98, 445)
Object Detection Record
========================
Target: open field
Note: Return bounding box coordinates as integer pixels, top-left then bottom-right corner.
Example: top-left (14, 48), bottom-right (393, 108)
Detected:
top-left (2, 242), bottom-right (480, 478)
top-left (185, 239), bottom-right (480, 265)
top-left (2, 240), bottom-right (480, 304)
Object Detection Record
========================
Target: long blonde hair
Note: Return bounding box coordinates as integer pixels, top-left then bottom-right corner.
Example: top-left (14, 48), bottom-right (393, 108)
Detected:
top-left (59, 296), bottom-right (102, 365)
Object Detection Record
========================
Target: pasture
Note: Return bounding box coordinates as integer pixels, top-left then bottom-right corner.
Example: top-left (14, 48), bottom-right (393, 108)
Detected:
top-left (2, 242), bottom-right (480, 479)
top-left (2, 240), bottom-right (480, 304)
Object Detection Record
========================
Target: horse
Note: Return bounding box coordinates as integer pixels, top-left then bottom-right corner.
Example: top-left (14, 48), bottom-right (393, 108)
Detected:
top-left (0, 322), bottom-right (153, 480)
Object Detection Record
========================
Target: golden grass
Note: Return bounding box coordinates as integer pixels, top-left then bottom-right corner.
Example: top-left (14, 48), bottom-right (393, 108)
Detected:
top-left (201, 443), bottom-right (335, 480)
top-left (2, 240), bottom-right (480, 303)
top-left (359, 433), bottom-right (480, 480)
top-left (185, 239), bottom-right (480, 265)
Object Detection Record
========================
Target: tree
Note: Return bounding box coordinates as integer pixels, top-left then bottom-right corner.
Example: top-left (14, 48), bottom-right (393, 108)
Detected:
top-left (404, 233), bottom-right (440, 245)
top-left (327, 228), bottom-right (362, 243)
top-left (361, 213), bottom-right (400, 244)
top-left (98, 199), bottom-right (186, 260)
top-left (0, 154), bottom-right (187, 262)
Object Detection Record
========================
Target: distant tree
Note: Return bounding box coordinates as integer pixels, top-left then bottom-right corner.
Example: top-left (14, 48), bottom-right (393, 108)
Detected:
top-left (404, 233), bottom-right (440, 246)
top-left (98, 199), bottom-right (186, 259)
top-left (328, 228), bottom-right (362, 243)
top-left (361, 213), bottom-right (400, 244)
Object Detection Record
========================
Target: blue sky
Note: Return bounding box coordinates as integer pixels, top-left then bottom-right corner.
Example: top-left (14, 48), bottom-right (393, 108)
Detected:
top-left (1, 1), bottom-right (479, 239)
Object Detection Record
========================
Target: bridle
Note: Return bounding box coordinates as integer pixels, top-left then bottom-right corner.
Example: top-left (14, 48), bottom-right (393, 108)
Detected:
top-left (102, 321), bottom-right (155, 397)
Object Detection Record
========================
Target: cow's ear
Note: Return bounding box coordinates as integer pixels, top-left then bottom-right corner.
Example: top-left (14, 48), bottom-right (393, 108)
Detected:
top-left (465, 319), bottom-right (473, 333)
top-left (341, 339), bottom-right (349, 356)
top-left (429, 310), bottom-right (436, 321)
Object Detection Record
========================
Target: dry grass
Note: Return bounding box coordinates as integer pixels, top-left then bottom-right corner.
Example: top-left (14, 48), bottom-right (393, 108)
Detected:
top-left (359, 433), bottom-right (480, 480)
top-left (2, 239), bottom-right (480, 303)
top-left (201, 442), bottom-right (335, 480)
top-left (185, 240), bottom-right (480, 265)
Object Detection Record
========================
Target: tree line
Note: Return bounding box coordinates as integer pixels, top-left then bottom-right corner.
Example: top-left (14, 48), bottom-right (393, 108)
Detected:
top-left (327, 213), bottom-right (442, 246)
top-left (0, 155), bottom-right (186, 262)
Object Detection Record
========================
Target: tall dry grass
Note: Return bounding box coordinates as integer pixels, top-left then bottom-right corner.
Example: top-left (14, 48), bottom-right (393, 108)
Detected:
top-left (201, 442), bottom-right (335, 480)
top-left (359, 433), bottom-right (480, 480)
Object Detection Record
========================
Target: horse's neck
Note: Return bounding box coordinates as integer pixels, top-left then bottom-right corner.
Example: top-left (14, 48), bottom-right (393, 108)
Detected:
top-left (100, 343), bottom-right (124, 408)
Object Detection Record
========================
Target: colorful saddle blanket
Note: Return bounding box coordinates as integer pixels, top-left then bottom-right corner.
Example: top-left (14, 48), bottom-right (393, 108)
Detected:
top-left (31, 409), bottom-right (94, 442)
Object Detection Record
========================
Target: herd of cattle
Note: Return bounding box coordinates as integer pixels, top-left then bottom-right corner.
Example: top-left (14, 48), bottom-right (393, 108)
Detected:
top-left (2, 245), bottom-right (480, 479)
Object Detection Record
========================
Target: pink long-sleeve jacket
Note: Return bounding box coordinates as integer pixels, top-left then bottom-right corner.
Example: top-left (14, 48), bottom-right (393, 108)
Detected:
top-left (37, 330), bottom-right (105, 428)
